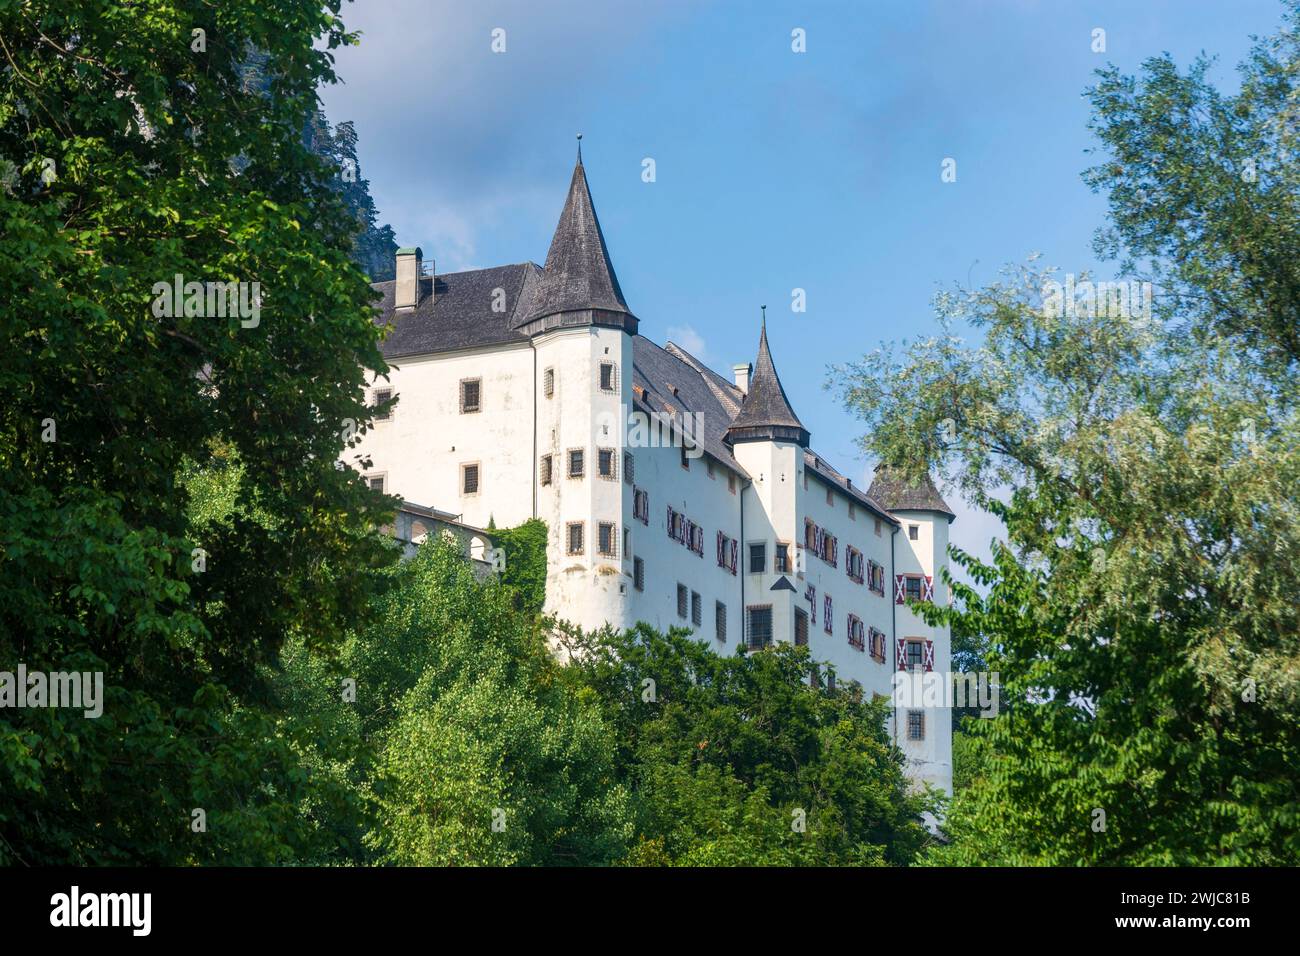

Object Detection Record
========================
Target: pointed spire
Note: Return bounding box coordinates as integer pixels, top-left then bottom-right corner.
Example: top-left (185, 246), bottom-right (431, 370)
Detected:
top-left (726, 318), bottom-right (810, 447)
top-left (865, 464), bottom-right (955, 519)
top-left (515, 146), bottom-right (635, 332)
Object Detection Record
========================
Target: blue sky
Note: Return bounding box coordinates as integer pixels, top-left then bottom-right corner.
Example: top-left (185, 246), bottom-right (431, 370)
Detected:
top-left (319, 0), bottom-right (1292, 560)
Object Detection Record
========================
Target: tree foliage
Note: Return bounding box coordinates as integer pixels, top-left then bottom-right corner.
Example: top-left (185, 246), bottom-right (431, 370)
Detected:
top-left (834, 8), bottom-right (1300, 865)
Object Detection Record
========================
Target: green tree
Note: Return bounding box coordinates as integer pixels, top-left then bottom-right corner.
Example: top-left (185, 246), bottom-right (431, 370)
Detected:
top-left (564, 624), bottom-right (934, 866)
top-left (833, 10), bottom-right (1300, 865)
top-left (0, 0), bottom-right (393, 863)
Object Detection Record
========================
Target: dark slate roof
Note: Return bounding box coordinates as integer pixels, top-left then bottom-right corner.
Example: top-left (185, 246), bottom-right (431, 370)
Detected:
top-left (632, 335), bottom-right (749, 477)
top-left (804, 450), bottom-right (900, 526)
top-left (865, 464), bottom-right (956, 520)
top-left (725, 322), bottom-right (810, 446)
top-left (371, 263), bottom-right (538, 358)
top-left (515, 157), bottom-right (633, 327)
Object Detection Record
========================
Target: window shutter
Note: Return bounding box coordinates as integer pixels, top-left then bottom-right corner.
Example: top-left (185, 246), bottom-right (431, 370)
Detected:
top-left (716, 531), bottom-right (724, 566)
top-left (896, 638), bottom-right (908, 670)
top-left (924, 640), bottom-right (935, 672)
top-left (922, 575), bottom-right (935, 602)
top-left (729, 539), bottom-right (738, 574)
top-left (894, 574), bottom-right (907, 605)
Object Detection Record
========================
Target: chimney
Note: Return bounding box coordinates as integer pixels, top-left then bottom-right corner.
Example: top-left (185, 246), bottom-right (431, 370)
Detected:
top-left (733, 362), bottom-right (752, 394)
top-left (395, 247), bottom-right (423, 311)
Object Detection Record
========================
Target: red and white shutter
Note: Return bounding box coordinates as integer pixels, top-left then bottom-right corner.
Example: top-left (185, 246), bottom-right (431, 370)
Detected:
top-left (895, 574), bottom-right (907, 605)
top-left (922, 575), bottom-right (934, 602)
top-left (729, 539), bottom-right (738, 574)
top-left (896, 637), bottom-right (908, 670)
top-left (716, 531), bottom-right (724, 566)
top-left (923, 639), bottom-right (935, 672)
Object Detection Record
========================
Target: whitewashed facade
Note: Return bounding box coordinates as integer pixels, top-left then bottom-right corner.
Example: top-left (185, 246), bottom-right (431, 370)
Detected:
top-left (350, 154), bottom-right (954, 794)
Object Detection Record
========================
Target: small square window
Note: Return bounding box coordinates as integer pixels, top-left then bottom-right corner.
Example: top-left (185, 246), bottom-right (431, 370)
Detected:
top-left (775, 543), bottom-right (790, 573)
top-left (566, 522), bottom-right (585, 555)
top-left (715, 601), bottom-right (727, 642)
top-left (372, 387), bottom-right (393, 422)
top-left (677, 583), bottom-right (688, 619)
top-left (634, 556), bottom-right (645, 591)
top-left (540, 454), bottom-right (553, 486)
top-left (909, 524), bottom-right (919, 541)
top-left (691, 591), bottom-right (702, 627)
top-left (599, 362), bottom-right (617, 392)
top-left (597, 448), bottom-right (617, 480)
top-left (367, 474), bottom-right (386, 493)
top-left (461, 463), bottom-right (480, 496)
top-left (907, 710), bottom-right (925, 741)
top-left (598, 521), bottom-right (617, 557)
top-left (543, 367), bottom-right (555, 398)
top-left (568, 449), bottom-right (585, 479)
top-left (459, 378), bottom-right (481, 414)
top-left (749, 542), bottom-right (767, 574)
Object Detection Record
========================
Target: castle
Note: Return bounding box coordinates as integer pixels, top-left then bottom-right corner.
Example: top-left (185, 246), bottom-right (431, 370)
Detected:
top-left (353, 151), bottom-right (953, 795)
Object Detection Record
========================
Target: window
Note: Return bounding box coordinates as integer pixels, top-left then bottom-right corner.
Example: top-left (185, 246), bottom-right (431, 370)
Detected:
top-left (372, 387), bottom-right (393, 422)
top-left (906, 576), bottom-right (923, 602)
top-left (707, 461), bottom-right (715, 480)
top-left (875, 518), bottom-right (882, 536)
top-left (634, 556), bottom-right (645, 592)
top-left (715, 601), bottom-right (726, 642)
top-left (691, 591), bottom-right (702, 626)
top-left (539, 454), bottom-right (553, 486)
top-left (826, 487), bottom-right (833, 507)
top-left (794, 608), bottom-right (809, 647)
top-left (633, 487), bottom-right (649, 524)
top-left (461, 462), bottom-right (480, 496)
top-left (748, 542), bottom-right (767, 574)
top-left (566, 522), bottom-right (585, 555)
top-left (775, 543), bottom-right (790, 573)
top-left (623, 526), bottom-right (630, 558)
top-left (867, 560), bottom-right (885, 595)
top-left (597, 447), bottom-right (617, 480)
top-left (677, 584), bottom-right (688, 619)
top-left (906, 640), bottom-right (925, 670)
top-left (568, 448), bottom-right (585, 479)
top-left (849, 502), bottom-right (856, 521)
top-left (746, 605), bottom-right (773, 649)
top-left (459, 378), bottom-right (481, 414)
top-left (727, 473), bottom-right (736, 494)
top-left (907, 710), bottom-right (925, 741)
top-left (847, 614), bottom-right (865, 652)
top-left (543, 367), bottom-right (554, 398)
top-left (846, 546), bottom-right (864, 584)
top-left (823, 594), bottom-right (833, 634)
top-left (367, 473), bottom-right (386, 493)
top-left (599, 362), bottom-right (617, 392)
top-left (827, 672), bottom-right (836, 693)
top-left (869, 627), bottom-right (887, 663)
top-left (598, 522), bottom-right (617, 557)
top-left (716, 532), bottom-right (738, 574)
top-left (909, 524), bottom-right (919, 541)
top-left (680, 444), bottom-right (690, 470)
top-left (624, 452), bottom-right (634, 483)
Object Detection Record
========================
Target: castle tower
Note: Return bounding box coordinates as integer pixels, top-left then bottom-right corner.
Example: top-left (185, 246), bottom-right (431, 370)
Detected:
top-left (726, 318), bottom-right (809, 649)
top-left (520, 145), bottom-right (637, 632)
top-left (866, 465), bottom-right (956, 795)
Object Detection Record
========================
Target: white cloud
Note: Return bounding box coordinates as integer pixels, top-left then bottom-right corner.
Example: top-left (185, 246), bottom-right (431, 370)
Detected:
top-left (666, 324), bottom-right (708, 361)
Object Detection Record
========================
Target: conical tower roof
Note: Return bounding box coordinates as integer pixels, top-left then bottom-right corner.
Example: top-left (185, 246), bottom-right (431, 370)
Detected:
top-left (866, 464), bottom-right (955, 519)
top-left (515, 145), bottom-right (635, 332)
top-left (726, 320), bottom-right (810, 446)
